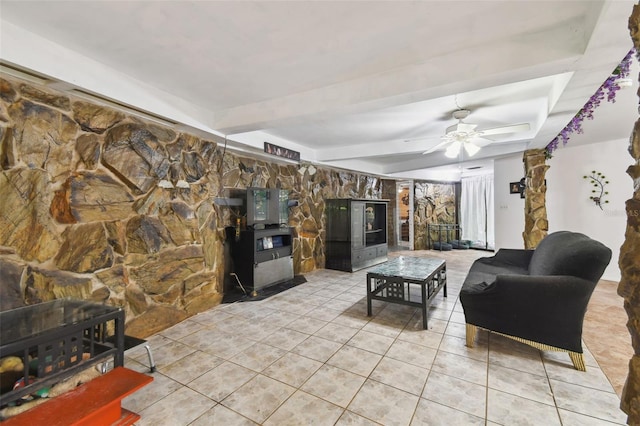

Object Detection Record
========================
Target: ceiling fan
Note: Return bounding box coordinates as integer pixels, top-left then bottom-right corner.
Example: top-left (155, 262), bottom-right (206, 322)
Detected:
top-left (422, 109), bottom-right (530, 158)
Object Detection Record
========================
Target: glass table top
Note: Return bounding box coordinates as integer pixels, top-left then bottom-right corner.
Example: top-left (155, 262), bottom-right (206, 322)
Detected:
top-left (0, 298), bottom-right (121, 344)
top-left (367, 256), bottom-right (445, 281)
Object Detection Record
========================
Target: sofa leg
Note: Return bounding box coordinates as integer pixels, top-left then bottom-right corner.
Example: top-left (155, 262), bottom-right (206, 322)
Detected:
top-left (569, 351), bottom-right (586, 371)
top-left (465, 324), bottom-right (477, 347)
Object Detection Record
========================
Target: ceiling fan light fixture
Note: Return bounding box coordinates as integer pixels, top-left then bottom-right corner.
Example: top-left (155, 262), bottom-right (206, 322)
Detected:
top-left (463, 142), bottom-right (481, 157)
top-left (445, 141), bottom-right (461, 158)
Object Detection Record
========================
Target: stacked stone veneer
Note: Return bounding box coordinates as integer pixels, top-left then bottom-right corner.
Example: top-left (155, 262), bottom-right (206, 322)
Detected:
top-left (0, 75), bottom-right (383, 337)
top-left (522, 149), bottom-right (549, 249)
top-left (618, 5), bottom-right (640, 422)
top-left (413, 181), bottom-right (457, 250)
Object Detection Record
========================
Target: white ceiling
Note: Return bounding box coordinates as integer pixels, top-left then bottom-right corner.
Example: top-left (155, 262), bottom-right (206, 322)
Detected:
top-left (0, 0), bottom-right (636, 180)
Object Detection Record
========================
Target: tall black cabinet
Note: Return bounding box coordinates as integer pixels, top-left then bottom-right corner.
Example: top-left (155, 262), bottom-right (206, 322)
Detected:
top-left (227, 187), bottom-right (294, 294)
top-left (325, 199), bottom-right (388, 272)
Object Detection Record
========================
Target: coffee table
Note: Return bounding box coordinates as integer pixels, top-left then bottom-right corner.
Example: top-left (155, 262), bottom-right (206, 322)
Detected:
top-left (366, 256), bottom-right (446, 329)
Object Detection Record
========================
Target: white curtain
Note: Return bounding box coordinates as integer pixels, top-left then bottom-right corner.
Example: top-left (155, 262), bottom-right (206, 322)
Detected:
top-left (461, 174), bottom-right (494, 249)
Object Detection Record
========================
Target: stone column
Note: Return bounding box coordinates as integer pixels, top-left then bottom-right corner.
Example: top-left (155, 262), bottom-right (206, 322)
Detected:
top-left (618, 5), bottom-right (640, 422)
top-left (522, 149), bottom-right (549, 249)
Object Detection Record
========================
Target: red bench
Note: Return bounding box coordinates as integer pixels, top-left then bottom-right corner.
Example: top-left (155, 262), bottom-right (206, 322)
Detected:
top-left (3, 367), bottom-right (153, 426)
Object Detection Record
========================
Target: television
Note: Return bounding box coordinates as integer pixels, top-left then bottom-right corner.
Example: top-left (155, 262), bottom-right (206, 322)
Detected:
top-left (246, 188), bottom-right (289, 227)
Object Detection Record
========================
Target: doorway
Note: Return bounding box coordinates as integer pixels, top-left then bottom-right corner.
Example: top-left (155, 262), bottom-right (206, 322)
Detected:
top-left (396, 181), bottom-right (413, 249)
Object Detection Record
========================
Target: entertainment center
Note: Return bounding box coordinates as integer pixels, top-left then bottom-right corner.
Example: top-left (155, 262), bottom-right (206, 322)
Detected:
top-left (229, 188), bottom-right (294, 294)
top-left (325, 199), bottom-right (389, 272)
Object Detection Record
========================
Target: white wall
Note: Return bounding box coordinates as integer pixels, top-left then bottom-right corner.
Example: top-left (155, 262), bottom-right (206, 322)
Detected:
top-left (494, 155), bottom-right (526, 250)
top-left (493, 138), bottom-right (631, 281)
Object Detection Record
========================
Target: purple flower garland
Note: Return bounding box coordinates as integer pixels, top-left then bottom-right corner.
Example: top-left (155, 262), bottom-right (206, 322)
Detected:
top-left (545, 48), bottom-right (635, 158)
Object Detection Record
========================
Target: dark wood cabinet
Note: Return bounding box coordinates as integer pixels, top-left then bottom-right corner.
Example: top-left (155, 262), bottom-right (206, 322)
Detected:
top-left (325, 199), bottom-right (388, 272)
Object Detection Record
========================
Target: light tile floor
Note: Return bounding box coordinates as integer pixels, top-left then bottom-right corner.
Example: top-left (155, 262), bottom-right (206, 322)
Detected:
top-left (123, 249), bottom-right (627, 425)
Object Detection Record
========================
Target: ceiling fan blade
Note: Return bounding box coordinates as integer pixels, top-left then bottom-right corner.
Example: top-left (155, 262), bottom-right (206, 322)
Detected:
top-left (446, 122), bottom-right (478, 134)
top-left (463, 141), bottom-right (481, 157)
top-left (422, 139), bottom-right (450, 155)
top-left (479, 123), bottom-right (530, 136)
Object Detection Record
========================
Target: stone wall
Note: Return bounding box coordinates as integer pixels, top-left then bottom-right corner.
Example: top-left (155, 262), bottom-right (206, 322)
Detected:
top-left (522, 149), bottom-right (549, 249)
top-left (0, 75), bottom-right (383, 337)
top-left (413, 181), bottom-right (458, 250)
top-left (618, 5), bottom-right (640, 421)
top-left (381, 180), bottom-right (397, 247)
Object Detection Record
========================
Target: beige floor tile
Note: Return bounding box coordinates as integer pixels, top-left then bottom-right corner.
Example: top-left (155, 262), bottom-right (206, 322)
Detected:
top-left (361, 319), bottom-right (403, 338)
top-left (178, 327), bottom-right (230, 352)
top-left (336, 411), bottom-right (382, 425)
top-left (305, 305), bottom-right (343, 322)
top-left (550, 379), bottom-right (627, 424)
top-left (241, 322), bottom-right (281, 342)
top-left (203, 333), bottom-right (256, 359)
top-left (448, 310), bottom-right (467, 324)
top-left (347, 329), bottom-right (395, 355)
top-left (285, 315), bottom-right (328, 335)
top-left (291, 335), bottom-right (343, 362)
top-left (385, 339), bottom-right (437, 370)
top-left (332, 312), bottom-right (371, 329)
top-left (262, 352), bottom-right (322, 387)
top-left (487, 388), bottom-right (561, 425)
top-left (488, 363), bottom-right (554, 405)
top-left (558, 408), bottom-right (627, 426)
top-left (190, 404), bottom-right (258, 425)
top-left (327, 345), bottom-right (382, 377)
top-left (405, 315), bottom-right (448, 334)
top-left (233, 342), bottom-right (287, 372)
top-left (301, 364), bottom-right (366, 408)
top-left (370, 356), bottom-right (429, 396)
top-left (431, 350), bottom-right (487, 386)
top-left (188, 361), bottom-right (256, 402)
top-left (262, 327), bottom-right (309, 350)
top-left (146, 340), bottom-right (196, 370)
top-left (488, 335), bottom-right (547, 377)
top-left (222, 374), bottom-right (296, 424)
top-left (190, 309), bottom-right (233, 326)
top-left (136, 386), bottom-right (213, 426)
top-left (158, 319), bottom-right (204, 340)
top-left (411, 398), bottom-right (484, 426)
top-left (121, 371), bottom-right (182, 414)
top-left (159, 350), bottom-right (224, 384)
top-left (544, 359), bottom-right (616, 393)
top-left (315, 322), bottom-right (360, 343)
top-left (422, 371), bottom-right (486, 418)
top-left (336, 291), bottom-right (367, 303)
top-left (348, 379), bottom-right (419, 426)
top-left (263, 390), bottom-right (344, 426)
top-left (263, 310), bottom-right (300, 328)
top-left (126, 334), bottom-right (172, 360)
top-left (438, 334), bottom-right (488, 362)
top-left (303, 293), bottom-right (333, 306)
top-left (443, 321), bottom-right (467, 338)
top-left (396, 327), bottom-right (444, 350)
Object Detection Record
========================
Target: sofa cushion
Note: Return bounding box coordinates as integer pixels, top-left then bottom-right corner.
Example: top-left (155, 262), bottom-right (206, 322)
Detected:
top-left (528, 231), bottom-right (612, 282)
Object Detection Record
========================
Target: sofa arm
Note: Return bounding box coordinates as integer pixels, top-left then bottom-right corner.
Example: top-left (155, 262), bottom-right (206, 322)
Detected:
top-left (460, 274), bottom-right (598, 352)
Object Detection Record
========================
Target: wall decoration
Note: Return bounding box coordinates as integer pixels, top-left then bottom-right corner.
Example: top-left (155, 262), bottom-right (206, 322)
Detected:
top-left (510, 178), bottom-right (526, 198)
top-left (583, 170), bottom-right (610, 209)
top-left (264, 142), bottom-right (300, 161)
